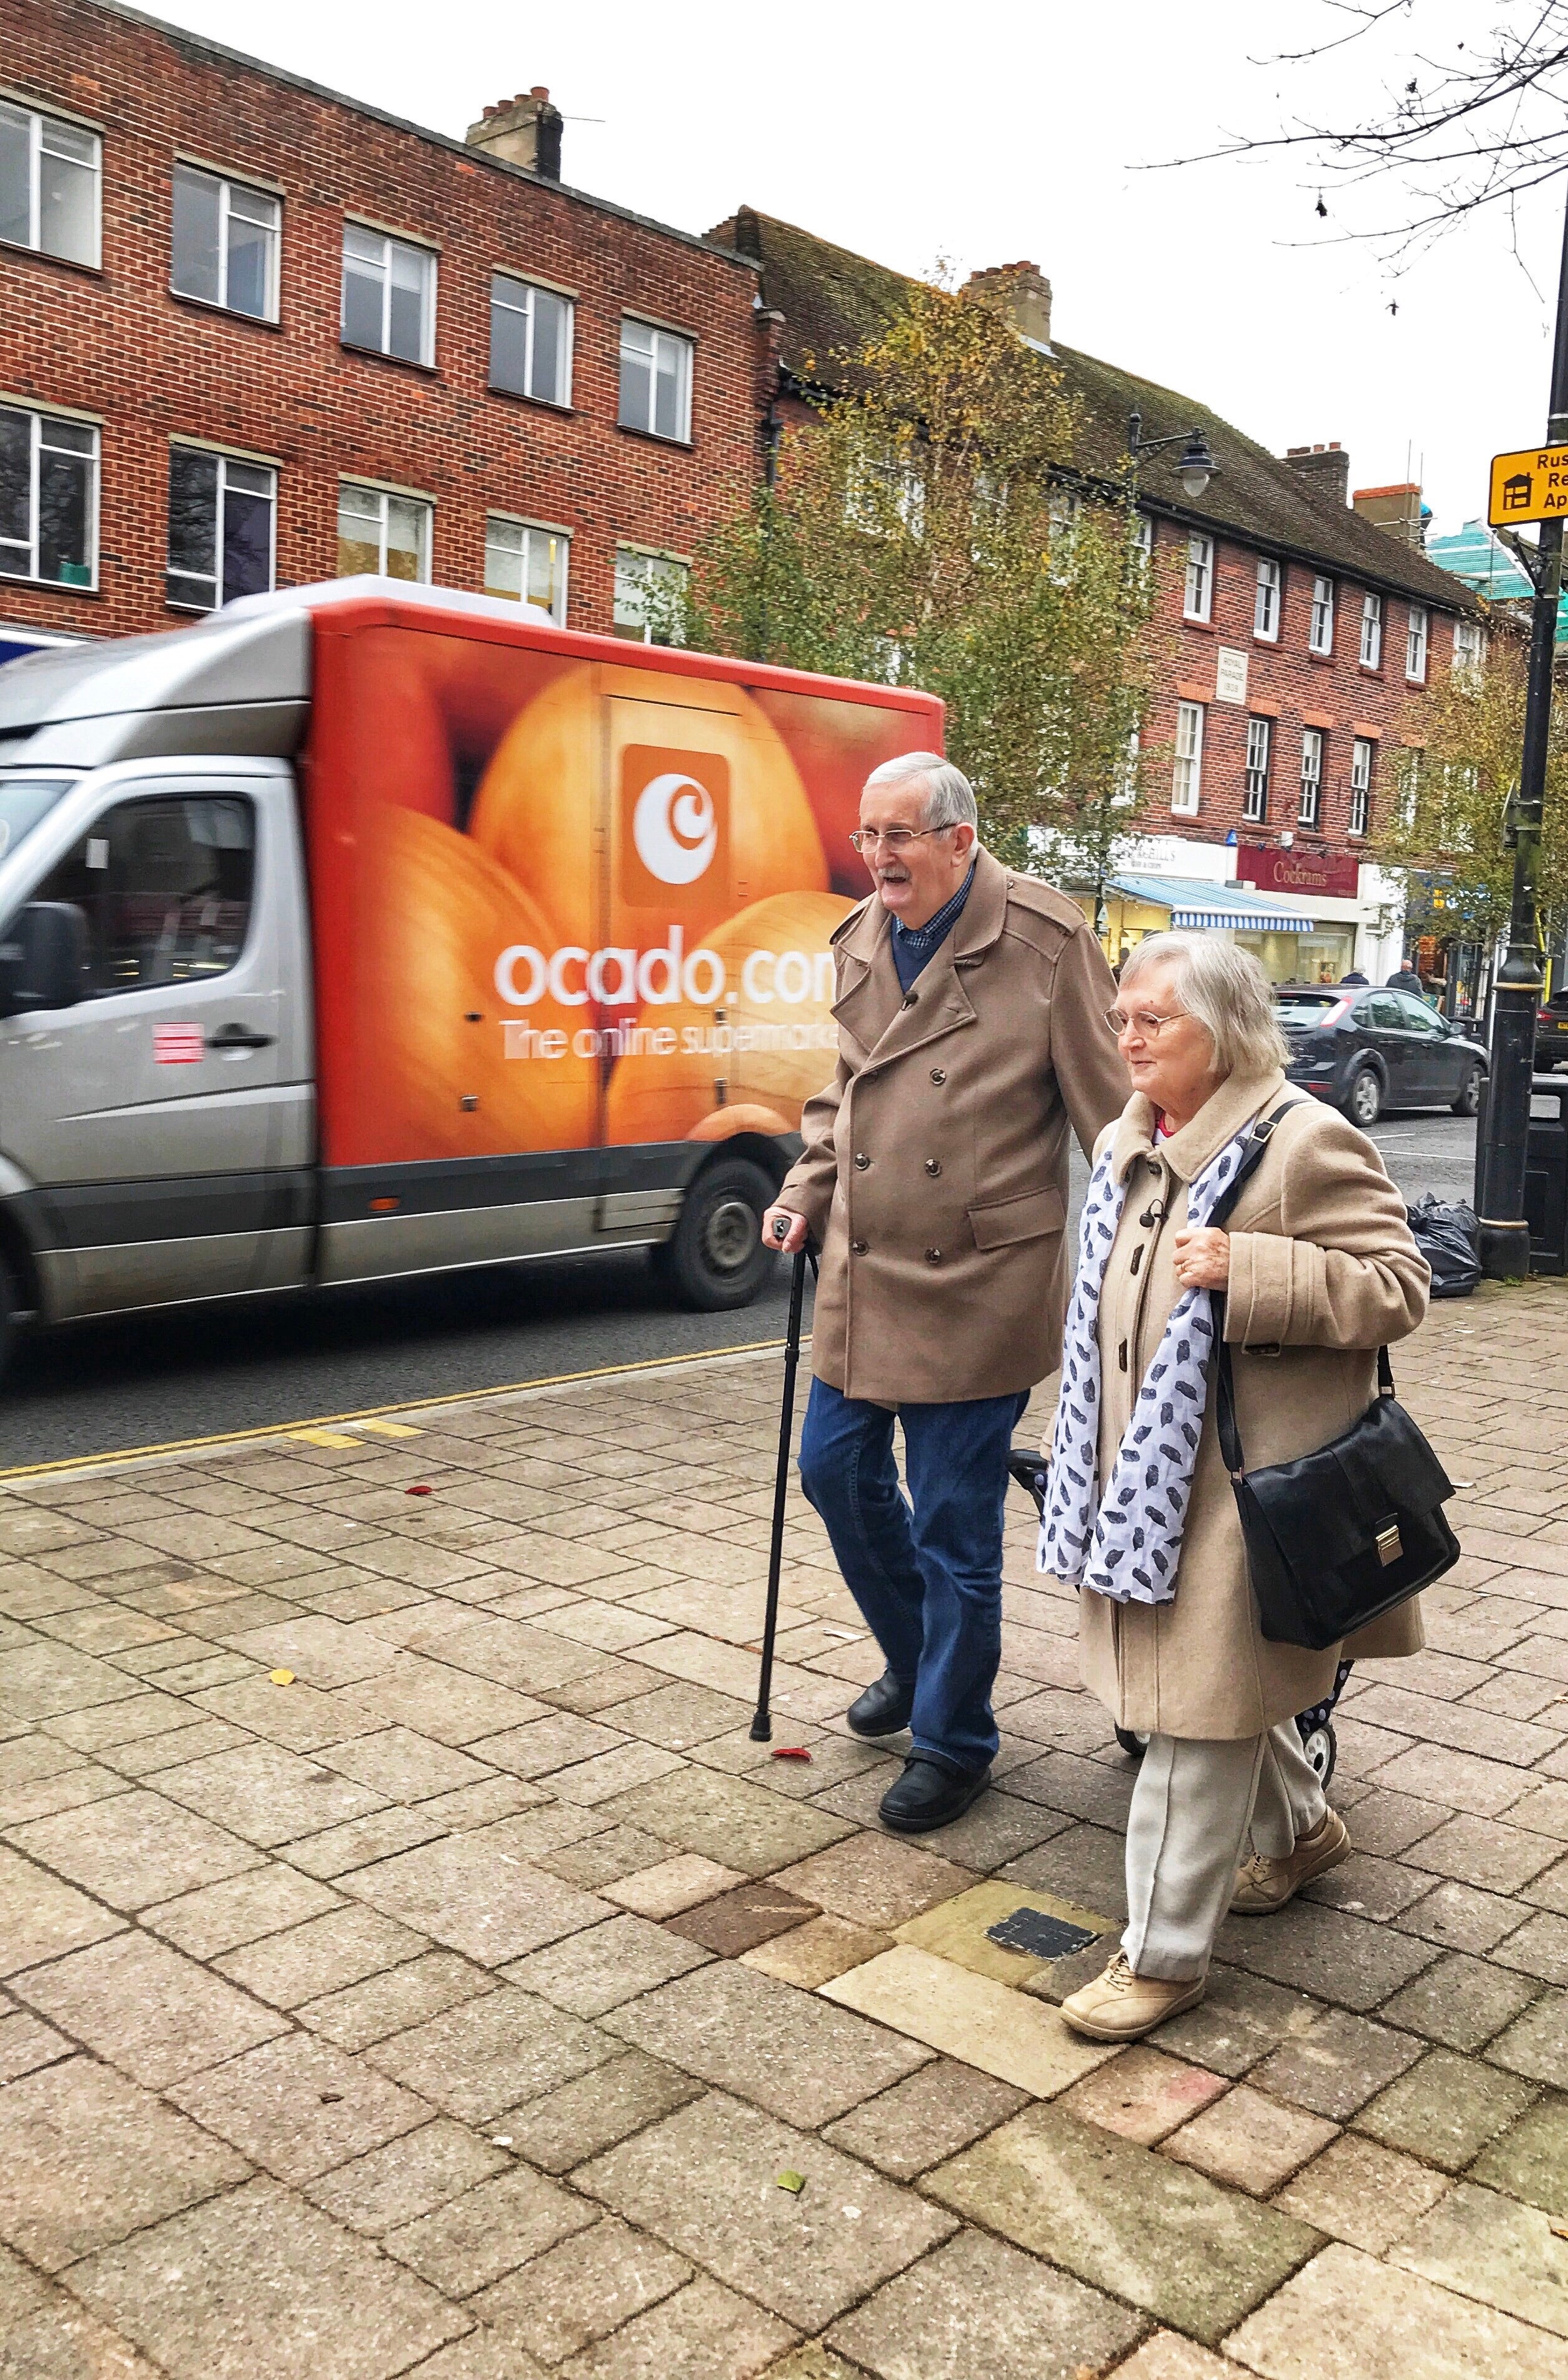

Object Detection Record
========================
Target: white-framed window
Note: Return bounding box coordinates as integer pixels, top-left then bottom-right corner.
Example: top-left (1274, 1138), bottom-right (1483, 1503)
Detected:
top-left (1133, 512), bottom-right (1154, 565)
top-left (484, 516), bottom-right (568, 623)
top-left (1184, 532), bottom-right (1214, 623)
top-left (847, 449), bottom-right (924, 539)
top-left (0, 404), bottom-right (97, 589)
top-left (1309, 575), bottom-right (1335, 656)
top-left (1453, 615), bottom-right (1485, 683)
top-left (1299, 728), bottom-right (1324, 827)
top-left (1360, 590), bottom-right (1383, 670)
top-left (167, 446), bottom-right (275, 611)
top-left (489, 273), bottom-right (572, 407)
top-left (613, 545), bottom-right (688, 644)
top-left (618, 318), bottom-right (691, 442)
top-left (341, 225), bottom-right (435, 365)
top-left (1406, 601), bottom-right (1429, 683)
top-left (1243, 715), bottom-right (1271, 823)
top-left (336, 482), bottom-right (431, 582)
top-left (1254, 556), bottom-right (1280, 642)
top-left (1349, 736), bottom-right (1373, 838)
top-left (171, 165), bottom-right (279, 321)
top-left (0, 99), bottom-right (100, 267)
top-left (1171, 700), bottom-right (1204, 815)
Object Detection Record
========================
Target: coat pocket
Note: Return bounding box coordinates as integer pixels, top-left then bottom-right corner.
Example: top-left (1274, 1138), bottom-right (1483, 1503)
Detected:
top-left (967, 1186), bottom-right (1067, 1250)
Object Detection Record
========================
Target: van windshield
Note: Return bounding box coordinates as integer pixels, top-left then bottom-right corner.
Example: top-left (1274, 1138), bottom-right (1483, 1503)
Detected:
top-left (0, 775), bottom-right (77, 865)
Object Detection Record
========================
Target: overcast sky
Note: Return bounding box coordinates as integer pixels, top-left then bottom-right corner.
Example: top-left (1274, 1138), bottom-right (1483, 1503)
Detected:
top-left (146, 0), bottom-right (1552, 537)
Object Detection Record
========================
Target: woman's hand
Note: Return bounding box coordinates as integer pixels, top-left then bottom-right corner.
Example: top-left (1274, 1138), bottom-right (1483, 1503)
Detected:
top-left (1172, 1225), bottom-right (1230, 1291)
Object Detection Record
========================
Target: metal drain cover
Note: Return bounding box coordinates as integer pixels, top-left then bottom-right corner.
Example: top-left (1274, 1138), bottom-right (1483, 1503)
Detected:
top-left (986, 1906), bottom-right (1100, 1960)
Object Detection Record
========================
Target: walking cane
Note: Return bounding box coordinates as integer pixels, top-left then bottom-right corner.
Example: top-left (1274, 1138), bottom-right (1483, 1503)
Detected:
top-left (749, 1226), bottom-right (813, 1742)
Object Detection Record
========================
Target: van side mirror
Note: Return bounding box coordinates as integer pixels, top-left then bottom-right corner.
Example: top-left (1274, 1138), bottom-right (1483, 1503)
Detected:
top-left (0, 902), bottom-right (89, 1018)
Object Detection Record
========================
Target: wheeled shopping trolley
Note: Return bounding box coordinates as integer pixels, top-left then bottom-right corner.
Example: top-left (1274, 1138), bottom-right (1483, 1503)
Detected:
top-left (1007, 1450), bottom-right (1352, 1785)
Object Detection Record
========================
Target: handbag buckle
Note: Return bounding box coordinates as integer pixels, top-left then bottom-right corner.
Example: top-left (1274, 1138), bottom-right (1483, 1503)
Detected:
top-left (1375, 1521), bottom-right (1403, 1568)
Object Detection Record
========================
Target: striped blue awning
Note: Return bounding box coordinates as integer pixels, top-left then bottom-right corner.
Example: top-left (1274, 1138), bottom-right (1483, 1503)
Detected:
top-left (1106, 873), bottom-right (1316, 932)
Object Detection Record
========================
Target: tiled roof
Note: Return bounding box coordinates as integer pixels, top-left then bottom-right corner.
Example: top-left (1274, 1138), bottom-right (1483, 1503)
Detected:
top-left (713, 206), bottom-right (1478, 616)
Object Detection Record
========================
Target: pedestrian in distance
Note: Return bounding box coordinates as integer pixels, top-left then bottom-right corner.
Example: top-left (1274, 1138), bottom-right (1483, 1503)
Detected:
top-left (1385, 959), bottom-right (1425, 995)
top-left (763, 751), bottom-right (1126, 1835)
top-left (1047, 932), bottom-right (1430, 2042)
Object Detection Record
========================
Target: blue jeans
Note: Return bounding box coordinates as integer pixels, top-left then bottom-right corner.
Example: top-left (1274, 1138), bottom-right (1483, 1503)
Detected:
top-left (797, 1378), bottom-right (1030, 1776)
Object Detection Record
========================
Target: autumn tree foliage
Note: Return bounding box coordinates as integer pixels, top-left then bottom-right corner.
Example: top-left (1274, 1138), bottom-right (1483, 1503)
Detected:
top-left (668, 273), bottom-right (1169, 895)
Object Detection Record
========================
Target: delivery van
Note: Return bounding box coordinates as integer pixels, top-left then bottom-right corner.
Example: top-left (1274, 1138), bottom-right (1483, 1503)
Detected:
top-left (0, 578), bottom-right (942, 1378)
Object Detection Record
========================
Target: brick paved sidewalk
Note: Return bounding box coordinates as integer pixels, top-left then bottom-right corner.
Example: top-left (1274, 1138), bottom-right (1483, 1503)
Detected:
top-left (1, 1284), bottom-right (1567, 2379)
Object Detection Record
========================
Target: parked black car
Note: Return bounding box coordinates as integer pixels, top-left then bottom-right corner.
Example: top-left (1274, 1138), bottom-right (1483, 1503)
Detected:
top-left (1537, 992), bottom-right (1568, 1070)
top-left (1275, 984), bottom-right (1488, 1127)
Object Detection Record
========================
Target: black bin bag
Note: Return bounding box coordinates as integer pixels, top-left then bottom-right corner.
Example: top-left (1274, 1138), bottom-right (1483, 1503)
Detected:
top-left (1407, 1193), bottom-right (1480, 1300)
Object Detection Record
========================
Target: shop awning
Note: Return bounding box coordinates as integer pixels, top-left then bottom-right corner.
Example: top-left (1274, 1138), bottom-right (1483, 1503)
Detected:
top-left (1106, 873), bottom-right (1316, 932)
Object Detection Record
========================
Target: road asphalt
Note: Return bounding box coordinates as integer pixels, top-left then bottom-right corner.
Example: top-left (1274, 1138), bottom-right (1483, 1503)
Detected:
top-left (0, 1111), bottom-right (1479, 1472)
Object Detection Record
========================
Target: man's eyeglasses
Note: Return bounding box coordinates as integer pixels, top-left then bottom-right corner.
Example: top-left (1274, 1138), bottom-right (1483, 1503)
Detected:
top-left (848, 824), bottom-right (956, 854)
top-left (1105, 1005), bottom-right (1189, 1040)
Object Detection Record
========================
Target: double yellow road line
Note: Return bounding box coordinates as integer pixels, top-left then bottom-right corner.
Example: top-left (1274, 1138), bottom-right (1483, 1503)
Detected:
top-left (0, 1335), bottom-right (792, 1482)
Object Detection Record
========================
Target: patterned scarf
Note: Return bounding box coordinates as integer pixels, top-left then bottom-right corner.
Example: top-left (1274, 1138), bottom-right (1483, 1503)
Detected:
top-left (1037, 1127), bottom-right (1250, 1605)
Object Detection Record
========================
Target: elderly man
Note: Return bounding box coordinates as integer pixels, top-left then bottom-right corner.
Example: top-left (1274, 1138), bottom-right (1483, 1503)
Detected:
top-left (764, 751), bottom-right (1126, 1832)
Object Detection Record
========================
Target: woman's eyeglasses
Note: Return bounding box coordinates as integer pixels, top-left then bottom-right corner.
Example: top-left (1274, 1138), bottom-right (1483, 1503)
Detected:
top-left (1105, 1005), bottom-right (1189, 1040)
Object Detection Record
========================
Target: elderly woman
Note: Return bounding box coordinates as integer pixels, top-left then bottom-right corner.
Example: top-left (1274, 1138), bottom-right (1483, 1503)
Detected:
top-left (1042, 932), bottom-right (1430, 2043)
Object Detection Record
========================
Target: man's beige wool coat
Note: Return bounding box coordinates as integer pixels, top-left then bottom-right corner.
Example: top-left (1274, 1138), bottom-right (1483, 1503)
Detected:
top-left (1068, 1068), bottom-right (1432, 1740)
top-left (777, 848), bottom-right (1127, 1406)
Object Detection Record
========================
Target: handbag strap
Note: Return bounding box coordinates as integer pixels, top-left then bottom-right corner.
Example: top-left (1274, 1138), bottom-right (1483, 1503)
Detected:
top-left (1204, 1101), bottom-right (1395, 1479)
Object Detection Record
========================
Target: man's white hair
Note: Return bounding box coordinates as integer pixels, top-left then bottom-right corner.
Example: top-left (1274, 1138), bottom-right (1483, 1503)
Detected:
top-left (1119, 931), bottom-right (1288, 1079)
top-left (862, 750), bottom-right (978, 832)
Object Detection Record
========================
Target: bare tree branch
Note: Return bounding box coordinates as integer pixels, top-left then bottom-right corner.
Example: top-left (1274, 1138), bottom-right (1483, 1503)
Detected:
top-left (1147, 3), bottom-right (1568, 249)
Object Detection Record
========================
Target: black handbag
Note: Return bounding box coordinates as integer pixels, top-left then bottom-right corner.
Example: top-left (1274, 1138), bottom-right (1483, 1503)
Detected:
top-left (1207, 1106), bottom-right (1459, 1652)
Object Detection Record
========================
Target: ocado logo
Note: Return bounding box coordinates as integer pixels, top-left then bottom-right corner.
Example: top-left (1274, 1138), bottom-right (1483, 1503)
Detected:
top-left (632, 773), bottom-right (717, 886)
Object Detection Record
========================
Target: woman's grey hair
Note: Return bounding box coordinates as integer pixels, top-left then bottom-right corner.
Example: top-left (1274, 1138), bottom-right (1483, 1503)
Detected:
top-left (1119, 931), bottom-right (1288, 1079)
top-left (862, 751), bottom-right (978, 832)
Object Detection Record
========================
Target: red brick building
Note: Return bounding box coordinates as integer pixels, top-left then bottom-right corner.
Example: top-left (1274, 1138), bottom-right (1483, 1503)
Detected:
top-left (715, 212), bottom-right (1484, 981)
top-left (1, 0), bottom-right (764, 645)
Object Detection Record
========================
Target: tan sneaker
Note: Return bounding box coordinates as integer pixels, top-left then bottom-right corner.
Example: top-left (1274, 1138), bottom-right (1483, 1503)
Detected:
top-left (1059, 1952), bottom-right (1205, 2042)
top-left (1231, 1808), bottom-right (1351, 1914)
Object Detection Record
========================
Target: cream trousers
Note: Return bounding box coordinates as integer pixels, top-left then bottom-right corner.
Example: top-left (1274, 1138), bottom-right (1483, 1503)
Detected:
top-left (1121, 1723), bottom-right (1328, 1983)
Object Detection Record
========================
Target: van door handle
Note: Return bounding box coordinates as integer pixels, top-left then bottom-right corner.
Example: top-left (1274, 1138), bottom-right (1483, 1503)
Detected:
top-left (207, 1023), bottom-right (275, 1050)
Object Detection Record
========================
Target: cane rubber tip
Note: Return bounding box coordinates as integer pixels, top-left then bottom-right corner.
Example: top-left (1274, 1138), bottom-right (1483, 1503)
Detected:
top-left (749, 1715), bottom-right (772, 1742)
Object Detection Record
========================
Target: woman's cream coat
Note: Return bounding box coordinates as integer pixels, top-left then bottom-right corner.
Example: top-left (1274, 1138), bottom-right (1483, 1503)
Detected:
top-left (1065, 1068), bottom-right (1432, 1739)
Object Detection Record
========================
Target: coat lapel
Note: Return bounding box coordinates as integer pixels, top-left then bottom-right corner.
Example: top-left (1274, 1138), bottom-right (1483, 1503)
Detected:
top-left (833, 850), bottom-right (1010, 1073)
top-left (1110, 1068), bottom-right (1288, 1187)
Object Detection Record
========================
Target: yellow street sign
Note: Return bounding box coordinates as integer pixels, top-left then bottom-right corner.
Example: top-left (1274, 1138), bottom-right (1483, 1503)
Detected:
top-left (1489, 443), bottom-right (1568, 527)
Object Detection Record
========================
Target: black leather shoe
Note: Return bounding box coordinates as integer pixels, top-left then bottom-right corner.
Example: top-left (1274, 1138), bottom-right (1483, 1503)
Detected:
top-left (879, 1755), bottom-right (991, 1834)
top-left (847, 1671), bottom-right (915, 1739)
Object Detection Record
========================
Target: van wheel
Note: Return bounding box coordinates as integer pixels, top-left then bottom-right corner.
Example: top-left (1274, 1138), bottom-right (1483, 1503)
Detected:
top-left (654, 1159), bottom-right (776, 1311)
top-left (1452, 1065), bottom-right (1481, 1118)
top-left (1347, 1068), bottom-right (1382, 1128)
top-left (0, 1254), bottom-right (20, 1390)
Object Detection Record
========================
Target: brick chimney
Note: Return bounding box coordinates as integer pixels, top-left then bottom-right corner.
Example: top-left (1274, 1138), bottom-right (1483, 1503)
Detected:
top-left (1283, 441), bottom-right (1351, 508)
top-left (465, 87), bottom-right (563, 180)
top-left (963, 261), bottom-right (1052, 351)
top-left (1352, 481), bottom-right (1425, 550)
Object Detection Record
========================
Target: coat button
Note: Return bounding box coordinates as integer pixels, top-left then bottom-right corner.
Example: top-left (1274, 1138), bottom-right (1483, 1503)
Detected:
top-left (903, 992), bottom-right (918, 1008)
top-left (851, 1239), bottom-right (868, 1254)
top-left (930, 1067), bottom-right (946, 1084)
top-left (924, 1246), bottom-right (942, 1263)
top-left (853, 1153), bottom-right (870, 1170)
top-left (924, 1159), bottom-right (941, 1177)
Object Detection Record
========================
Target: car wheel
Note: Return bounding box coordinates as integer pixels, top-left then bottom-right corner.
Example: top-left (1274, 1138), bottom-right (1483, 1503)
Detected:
top-left (1452, 1065), bottom-right (1482, 1118)
top-left (1347, 1067), bottom-right (1382, 1128)
top-left (652, 1158), bottom-right (776, 1312)
top-left (1114, 1727), bottom-right (1149, 1763)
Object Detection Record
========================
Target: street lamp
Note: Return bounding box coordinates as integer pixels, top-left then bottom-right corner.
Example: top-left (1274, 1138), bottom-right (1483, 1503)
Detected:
top-left (1127, 410), bottom-right (1220, 503)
